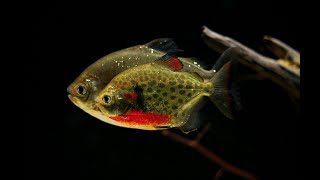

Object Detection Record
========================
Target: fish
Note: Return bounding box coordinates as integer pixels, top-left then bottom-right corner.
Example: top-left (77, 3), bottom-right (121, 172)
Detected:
top-left (95, 48), bottom-right (241, 133)
top-left (67, 38), bottom-right (216, 124)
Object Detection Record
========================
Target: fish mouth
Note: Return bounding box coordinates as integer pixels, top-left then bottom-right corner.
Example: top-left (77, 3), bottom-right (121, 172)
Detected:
top-left (68, 94), bottom-right (102, 113)
top-left (68, 94), bottom-right (76, 103)
top-left (68, 94), bottom-right (80, 105)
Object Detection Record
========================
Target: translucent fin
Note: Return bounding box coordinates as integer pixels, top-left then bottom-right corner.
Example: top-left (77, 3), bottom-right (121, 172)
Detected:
top-left (209, 58), bottom-right (241, 120)
top-left (212, 47), bottom-right (243, 72)
top-left (145, 38), bottom-right (179, 53)
top-left (179, 111), bottom-right (202, 133)
top-left (177, 95), bottom-right (206, 133)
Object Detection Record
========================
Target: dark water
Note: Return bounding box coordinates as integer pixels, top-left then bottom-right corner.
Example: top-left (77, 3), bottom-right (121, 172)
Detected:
top-left (26, 2), bottom-right (299, 180)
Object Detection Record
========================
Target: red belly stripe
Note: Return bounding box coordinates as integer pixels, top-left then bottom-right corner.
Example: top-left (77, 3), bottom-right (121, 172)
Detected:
top-left (110, 110), bottom-right (170, 125)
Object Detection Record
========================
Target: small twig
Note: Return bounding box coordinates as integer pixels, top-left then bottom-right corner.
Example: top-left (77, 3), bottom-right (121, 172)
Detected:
top-left (201, 26), bottom-right (300, 101)
top-left (162, 128), bottom-right (258, 180)
top-left (195, 123), bottom-right (211, 142)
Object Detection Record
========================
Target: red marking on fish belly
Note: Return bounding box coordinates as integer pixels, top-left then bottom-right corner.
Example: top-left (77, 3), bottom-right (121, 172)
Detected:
top-left (124, 93), bottom-right (139, 102)
top-left (110, 110), bottom-right (170, 125)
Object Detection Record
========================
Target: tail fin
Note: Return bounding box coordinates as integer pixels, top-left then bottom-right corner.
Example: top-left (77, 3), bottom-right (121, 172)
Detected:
top-left (209, 48), bottom-right (241, 120)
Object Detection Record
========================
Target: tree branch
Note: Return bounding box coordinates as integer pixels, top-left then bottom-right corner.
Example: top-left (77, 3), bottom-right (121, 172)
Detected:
top-left (162, 127), bottom-right (258, 180)
top-left (201, 26), bottom-right (300, 101)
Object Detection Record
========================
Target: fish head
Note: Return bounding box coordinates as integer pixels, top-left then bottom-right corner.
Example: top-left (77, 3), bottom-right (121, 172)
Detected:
top-left (67, 73), bottom-right (104, 109)
top-left (95, 87), bottom-right (130, 117)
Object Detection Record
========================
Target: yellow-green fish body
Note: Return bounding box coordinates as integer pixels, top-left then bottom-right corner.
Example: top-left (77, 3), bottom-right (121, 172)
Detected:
top-left (95, 49), bottom-right (239, 133)
top-left (67, 39), bottom-right (215, 125)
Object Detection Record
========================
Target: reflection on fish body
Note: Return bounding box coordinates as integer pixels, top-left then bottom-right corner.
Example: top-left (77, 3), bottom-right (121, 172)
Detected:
top-left (67, 39), bottom-right (216, 125)
top-left (95, 49), bottom-right (240, 133)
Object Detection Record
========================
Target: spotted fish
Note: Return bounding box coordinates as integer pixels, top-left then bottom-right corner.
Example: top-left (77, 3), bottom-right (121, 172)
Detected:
top-left (67, 38), bottom-right (216, 125)
top-left (95, 48), bottom-right (241, 133)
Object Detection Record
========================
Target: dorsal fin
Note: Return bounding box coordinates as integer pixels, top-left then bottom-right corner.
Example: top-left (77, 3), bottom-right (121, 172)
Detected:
top-left (145, 38), bottom-right (179, 53)
top-left (155, 53), bottom-right (184, 71)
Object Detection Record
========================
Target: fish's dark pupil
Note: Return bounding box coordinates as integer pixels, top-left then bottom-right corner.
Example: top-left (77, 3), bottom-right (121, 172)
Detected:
top-left (77, 85), bottom-right (86, 95)
top-left (103, 95), bottom-right (111, 104)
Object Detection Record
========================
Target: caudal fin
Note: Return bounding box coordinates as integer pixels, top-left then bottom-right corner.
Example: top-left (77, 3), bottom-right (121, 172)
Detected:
top-left (209, 48), bottom-right (241, 120)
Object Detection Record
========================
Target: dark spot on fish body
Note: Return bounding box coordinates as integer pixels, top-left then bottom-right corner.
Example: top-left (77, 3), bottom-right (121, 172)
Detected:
top-left (163, 108), bottom-right (167, 112)
top-left (153, 94), bottom-right (158, 98)
top-left (178, 99), bottom-right (183, 103)
top-left (141, 84), bottom-right (147, 88)
top-left (147, 87), bottom-right (153, 92)
top-left (186, 81), bottom-right (192, 85)
top-left (162, 92), bottom-right (168, 97)
top-left (158, 98), bottom-right (163, 101)
top-left (179, 74), bottom-right (185, 78)
top-left (169, 81), bottom-right (176, 85)
top-left (131, 80), bottom-right (137, 84)
top-left (186, 85), bottom-right (193, 89)
top-left (187, 93), bottom-right (192, 97)
top-left (146, 97), bottom-right (152, 101)
top-left (134, 86), bottom-right (143, 94)
top-left (170, 87), bottom-right (175, 92)
top-left (162, 77), bottom-right (167, 82)
top-left (156, 89), bottom-right (162, 93)
top-left (178, 84), bottom-right (184, 89)
top-left (178, 79), bottom-right (184, 84)
top-left (144, 76), bottom-right (149, 81)
top-left (148, 80), bottom-right (156, 86)
top-left (148, 74), bottom-right (156, 80)
top-left (170, 96), bottom-right (176, 100)
top-left (123, 81), bottom-right (128, 85)
top-left (164, 101), bottom-right (168, 105)
top-left (179, 90), bottom-right (186, 95)
top-left (158, 83), bottom-right (165, 88)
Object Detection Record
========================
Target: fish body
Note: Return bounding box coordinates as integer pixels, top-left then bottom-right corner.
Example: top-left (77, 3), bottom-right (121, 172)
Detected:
top-left (67, 39), bottom-right (214, 123)
top-left (95, 49), bottom-right (240, 133)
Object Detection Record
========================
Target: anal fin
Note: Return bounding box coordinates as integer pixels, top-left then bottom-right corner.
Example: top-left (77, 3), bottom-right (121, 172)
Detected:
top-left (177, 95), bottom-right (206, 133)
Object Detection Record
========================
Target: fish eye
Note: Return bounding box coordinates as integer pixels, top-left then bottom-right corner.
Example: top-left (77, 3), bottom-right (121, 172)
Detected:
top-left (102, 95), bottom-right (112, 104)
top-left (77, 85), bottom-right (87, 95)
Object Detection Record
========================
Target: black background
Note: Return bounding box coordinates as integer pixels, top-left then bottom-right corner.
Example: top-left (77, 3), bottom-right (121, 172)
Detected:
top-left (26, 1), bottom-right (299, 180)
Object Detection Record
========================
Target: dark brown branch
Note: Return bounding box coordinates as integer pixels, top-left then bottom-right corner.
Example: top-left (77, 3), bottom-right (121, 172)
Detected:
top-left (201, 26), bottom-right (300, 101)
top-left (162, 129), bottom-right (258, 180)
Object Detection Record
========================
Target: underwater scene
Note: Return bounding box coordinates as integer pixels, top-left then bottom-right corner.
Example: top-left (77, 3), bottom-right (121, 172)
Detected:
top-left (26, 2), bottom-right (299, 180)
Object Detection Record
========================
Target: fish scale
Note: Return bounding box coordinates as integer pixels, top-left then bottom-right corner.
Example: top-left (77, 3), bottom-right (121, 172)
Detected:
top-left (105, 63), bottom-right (210, 124)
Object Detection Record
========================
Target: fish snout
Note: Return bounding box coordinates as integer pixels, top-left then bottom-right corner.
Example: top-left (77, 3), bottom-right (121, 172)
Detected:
top-left (66, 85), bottom-right (71, 94)
top-left (66, 85), bottom-right (76, 95)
